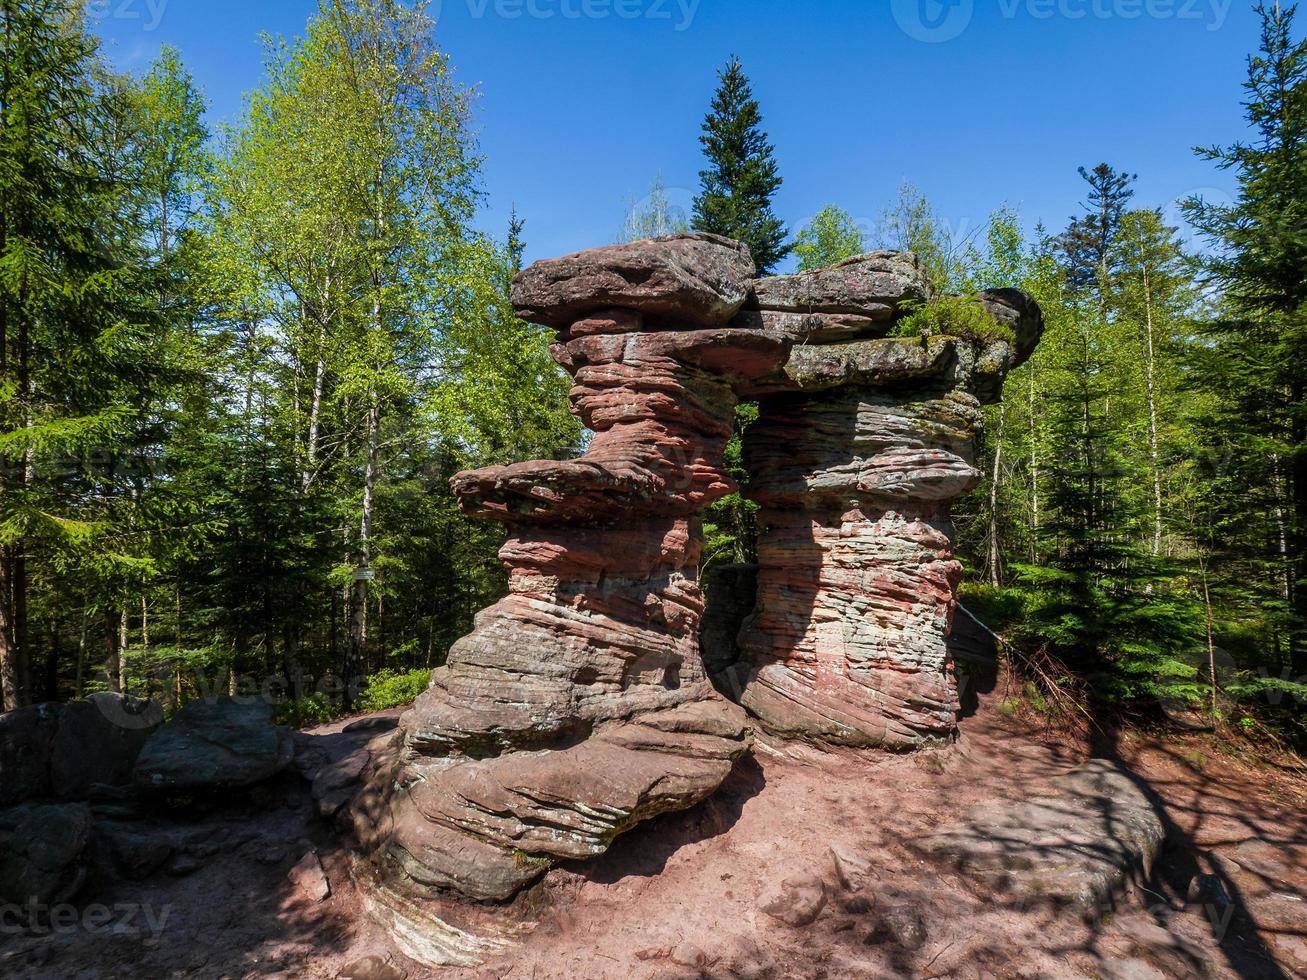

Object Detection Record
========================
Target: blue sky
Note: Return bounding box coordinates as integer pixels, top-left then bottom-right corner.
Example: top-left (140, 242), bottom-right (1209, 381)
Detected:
top-left (92, 0), bottom-right (1263, 268)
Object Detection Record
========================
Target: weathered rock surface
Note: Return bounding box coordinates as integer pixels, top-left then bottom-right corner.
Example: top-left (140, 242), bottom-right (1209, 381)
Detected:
top-left (0, 703), bottom-right (60, 805)
top-left (358, 233), bottom-right (1041, 933)
top-left (745, 251), bottom-right (934, 316)
top-left (134, 697), bottom-right (294, 792)
top-left (359, 236), bottom-right (767, 908)
top-left (511, 232), bottom-right (756, 329)
top-left (913, 759), bottom-right (1165, 914)
top-left (759, 872), bottom-right (827, 927)
top-left (289, 850), bottom-right (331, 902)
top-left (51, 693), bottom-right (161, 800)
top-left (732, 289), bottom-right (1042, 748)
top-left (0, 803), bottom-right (93, 907)
top-left (0, 695), bottom-right (160, 806)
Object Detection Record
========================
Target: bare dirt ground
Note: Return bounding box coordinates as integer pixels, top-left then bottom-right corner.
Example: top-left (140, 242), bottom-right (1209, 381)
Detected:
top-left (2, 688), bottom-right (1304, 980)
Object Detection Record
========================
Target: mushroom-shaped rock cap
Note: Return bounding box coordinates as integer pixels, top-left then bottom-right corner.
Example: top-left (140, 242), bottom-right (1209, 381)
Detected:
top-left (511, 232), bottom-right (757, 329)
top-left (747, 250), bottom-right (935, 318)
top-left (968, 288), bottom-right (1046, 404)
top-left (976, 288), bottom-right (1043, 369)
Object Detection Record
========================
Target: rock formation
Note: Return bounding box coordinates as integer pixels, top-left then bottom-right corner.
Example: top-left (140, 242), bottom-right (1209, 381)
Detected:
top-left (354, 234), bottom-right (770, 905)
top-left (353, 233), bottom-right (1042, 929)
top-left (730, 284), bottom-right (1041, 749)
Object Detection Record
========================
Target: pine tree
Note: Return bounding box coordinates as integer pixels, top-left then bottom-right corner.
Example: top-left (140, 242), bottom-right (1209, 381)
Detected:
top-left (1056, 163), bottom-right (1137, 293)
top-left (0, 0), bottom-right (173, 707)
top-left (692, 57), bottom-right (788, 274)
top-left (1185, 0), bottom-right (1307, 676)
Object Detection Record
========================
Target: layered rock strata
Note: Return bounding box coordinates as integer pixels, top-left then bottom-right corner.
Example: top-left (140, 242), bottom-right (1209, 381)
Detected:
top-left (732, 288), bottom-right (1042, 748)
top-left (355, 235), bottom-right (1042, 924)
top-left (355, 235), bottom-right (768, 904)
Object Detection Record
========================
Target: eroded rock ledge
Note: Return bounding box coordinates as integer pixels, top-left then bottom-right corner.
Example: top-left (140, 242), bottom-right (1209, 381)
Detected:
top-left (352, 233), bottom-right (1042, 922)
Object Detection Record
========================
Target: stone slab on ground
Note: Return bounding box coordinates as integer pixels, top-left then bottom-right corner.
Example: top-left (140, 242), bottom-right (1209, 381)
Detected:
top-left (913, 758), bottom-right (1166, 914)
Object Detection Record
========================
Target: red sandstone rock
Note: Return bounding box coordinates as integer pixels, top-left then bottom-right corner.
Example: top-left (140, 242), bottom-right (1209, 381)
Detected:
top-left (359, 236), bottom-right (775, 906)
top-left (511, 233), bottom-right (756, 329)
top-left (731, 311), bottom-right (1041, 748)
top-left (358, 234), bottom-right (1044, 914)
top-left (745, 251), bottom-right (934, 315)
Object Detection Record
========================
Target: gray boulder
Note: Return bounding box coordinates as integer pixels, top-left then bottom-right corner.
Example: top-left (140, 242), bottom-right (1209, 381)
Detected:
top-left (0, 703), bottom-right (60, 805)
top-left (134, 697), bottom-right (294, 792)
top-left (51, 693), bottom-right (161, 800)
top-left (0, 803), bottom-right (93, 906)
top-left (914, 759), bottom-right (1165, 915)
top-left (0, 695), bottom-right (161, 806)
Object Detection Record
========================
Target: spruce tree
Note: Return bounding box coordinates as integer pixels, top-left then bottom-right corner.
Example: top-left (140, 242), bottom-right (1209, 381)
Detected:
top-left (0, 0), bottom-right (171, 707)
top-left (1056, 163), bottom-right (1137, 293)
top-left (1185, 0), bottom-right (1307, 676)
top-left (692, 57), bottom-right (789, 274)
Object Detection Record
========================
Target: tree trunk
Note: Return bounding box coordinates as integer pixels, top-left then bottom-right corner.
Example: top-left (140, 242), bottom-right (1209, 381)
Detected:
top-left (141, 595), bottom-right (150, 689)
top-left (76, 601), bottom-right (89, 699)
top-left (45, 613), bottom-right (59, 701)
top-left (1292, 379), bottom-right (1307, 677)
top-left (1028, 366), bottom-right (1040, 563)
top-left (119, 608), bottom-right (130, 695)
top-left (347, 392), bottom-right (381, 707)
top-left (987, 402), bottom-right (1006, 587)
top-left (1139, 259), bottom-right (1164, 563)
top-left (106, 610), bottom-right (121, 694)
top-left (0, 554), bottom-right (17, 711)
top-left (174, 584), bottom-right (183, 705)
top-left (1201, 561), bottom-right (1219, 721)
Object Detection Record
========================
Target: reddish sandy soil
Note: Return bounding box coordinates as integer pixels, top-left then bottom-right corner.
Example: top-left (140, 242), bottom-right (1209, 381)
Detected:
top-left (2, 689), bottom-right (1304, 980)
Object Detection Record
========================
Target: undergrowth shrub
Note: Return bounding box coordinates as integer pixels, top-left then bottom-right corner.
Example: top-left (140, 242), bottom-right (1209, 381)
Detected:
top-left (356, 668), bottom-right (431, 713)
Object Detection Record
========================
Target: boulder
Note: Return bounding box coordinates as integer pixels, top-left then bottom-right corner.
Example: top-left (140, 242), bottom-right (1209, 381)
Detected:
top-left (51, 693), bottom-right (161, 800)
top-left (134, 697), bottom-right (294, 792)
top-left (0, 695), bottom-right (162, 807)
top-left (870, 904), bottom-right (928, 950)
top-left (759, 872), bottom-right (827, 927)
top-left (365, 699), bottom-right (750, 902)
top-left (0, 703), bottom-right (60, 805)
top-left (511, 232), bottom-right (756, 329)
top-left (0, 803), bottom-right (93, 907)
top-left (288, 850), bottom-right (331, 902)
top-left (913, 759), bottom-right (1165, 915)
top-left (98, 825), bottom-right (174, 879)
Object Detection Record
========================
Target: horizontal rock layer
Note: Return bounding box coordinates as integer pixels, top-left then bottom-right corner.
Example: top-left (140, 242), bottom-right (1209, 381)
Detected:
top-left (745, 251), bottom-right (934, 316)
top-left (739, 507), bottom-right (964, 748)
top-left (511, 233), bottom-right (756, 329)
top-left (732, 384), bottom-right (983, 748)
top-left (361, 234), bottom-right (1045, 913)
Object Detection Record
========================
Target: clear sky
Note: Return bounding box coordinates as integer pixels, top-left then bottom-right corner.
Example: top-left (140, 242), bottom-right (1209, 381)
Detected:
top-left (92, 0), bottom-right (1263, 268)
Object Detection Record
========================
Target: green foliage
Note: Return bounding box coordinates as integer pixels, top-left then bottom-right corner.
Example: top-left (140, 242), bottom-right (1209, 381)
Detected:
top-left (692, 57), bottom-right (789, 273)
top-left (356, 667), bottom-right (430, 712)
top-left (621, 173), bottom-right (689, 242)
top-left (891, 297), bottom-right (1015, 344)
top-left (793, 206), bottom-right (863, 271)
top-left (275, 692), bottom-right (337, 728)
top-left (702, 403), bottom-right (760, 570)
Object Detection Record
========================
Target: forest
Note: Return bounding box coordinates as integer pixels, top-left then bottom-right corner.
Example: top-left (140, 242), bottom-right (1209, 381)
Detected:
top-left (2, 0), bottom-right (1305, 748)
